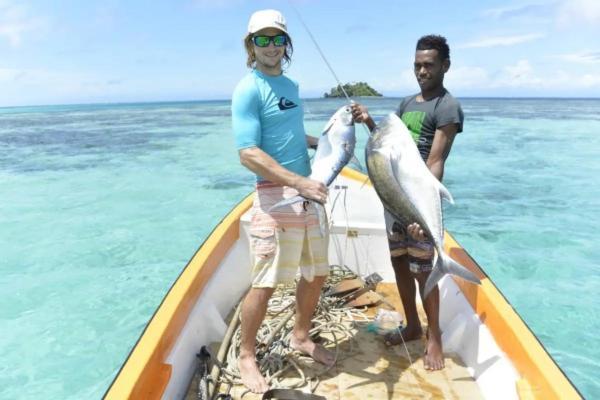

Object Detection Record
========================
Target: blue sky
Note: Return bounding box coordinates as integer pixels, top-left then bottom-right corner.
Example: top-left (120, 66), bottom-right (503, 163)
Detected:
top-left (1, 0), bottom-right (599, 106)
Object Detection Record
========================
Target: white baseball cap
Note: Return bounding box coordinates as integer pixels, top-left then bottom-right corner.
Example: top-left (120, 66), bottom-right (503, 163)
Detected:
top-left (247, 9), bottom-right (288, 35)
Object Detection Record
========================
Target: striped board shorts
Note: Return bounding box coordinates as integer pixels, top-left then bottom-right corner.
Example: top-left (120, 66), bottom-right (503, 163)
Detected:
top-left (384, 209), bottom-right (434, 274)
top-left (248, 181), bottom-right (329, 288)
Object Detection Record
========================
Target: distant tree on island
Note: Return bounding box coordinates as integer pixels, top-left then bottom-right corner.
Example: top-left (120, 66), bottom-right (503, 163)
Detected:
top-left (324, 82), bottom-right (382, 98)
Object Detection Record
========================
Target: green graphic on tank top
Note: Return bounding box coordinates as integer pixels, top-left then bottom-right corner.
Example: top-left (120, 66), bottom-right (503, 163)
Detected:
top-left (401, 111), bottom-right (426, 143)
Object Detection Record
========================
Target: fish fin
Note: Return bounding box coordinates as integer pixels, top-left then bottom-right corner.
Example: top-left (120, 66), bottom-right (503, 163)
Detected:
top-left (268, 195), bottom-right (304, 212)
top-left (424, 252), bottom-right (481, 297)
top-left (423, 265), bottom-right (445, 298)
top-left (320, 116), bottom-right (336, 136)
top-left (442, 252), bottom-right (480, 285)
top-left (438, 182), bottom-right (454, 205)
top-left (388, 151), bottom-right (405, 189)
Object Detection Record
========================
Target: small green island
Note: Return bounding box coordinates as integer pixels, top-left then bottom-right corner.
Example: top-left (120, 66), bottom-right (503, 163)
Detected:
top-left (324, 82), bottom-right (382, 98)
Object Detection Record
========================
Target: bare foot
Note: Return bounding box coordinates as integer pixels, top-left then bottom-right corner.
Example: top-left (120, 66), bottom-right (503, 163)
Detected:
top-left (384, 324), bottom-right (423, 346)
top-left (238, 355), bottom-right (269, 393)
top-left (424, 329), bottom-right (444, 371)
top-left (290, 336), bottom-right (336, 366)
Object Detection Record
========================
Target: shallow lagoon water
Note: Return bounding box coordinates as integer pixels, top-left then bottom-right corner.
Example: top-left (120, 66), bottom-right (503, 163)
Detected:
top-left (1, 98), bottom-right (598, 398)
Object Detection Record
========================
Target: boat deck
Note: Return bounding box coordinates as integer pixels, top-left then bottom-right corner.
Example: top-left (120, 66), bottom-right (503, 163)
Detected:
top-left (187, 283), bottom-right (482, 400)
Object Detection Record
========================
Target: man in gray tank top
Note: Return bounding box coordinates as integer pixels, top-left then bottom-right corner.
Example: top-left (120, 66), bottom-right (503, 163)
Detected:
top-left (352, 35), bottom-right (463, 371)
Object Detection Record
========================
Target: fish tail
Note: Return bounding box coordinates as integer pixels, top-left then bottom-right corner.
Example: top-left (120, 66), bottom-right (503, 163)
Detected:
top-left (423, 252), bottom-right (481, 297)
top-left (268, 195), bottom-right (304, 212)
top-left (423, 265), bottom-right (445, 299)
top-left (438, 183), bottom-right (455, 204)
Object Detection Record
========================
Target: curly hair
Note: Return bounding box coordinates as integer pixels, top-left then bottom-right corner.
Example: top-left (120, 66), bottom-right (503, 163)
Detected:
top-left (416, 35), bottom-right (450, 61)
top-left (244, 33), bottom-right (294, 69)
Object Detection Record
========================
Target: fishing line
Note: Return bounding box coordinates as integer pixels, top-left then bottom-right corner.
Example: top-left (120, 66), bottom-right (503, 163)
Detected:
top-left (286, 0), bottom-right (352, 104)
top-left (286, 0), bottom-right (374, 144)
top-left (287, 1), bottom-right (377, 276)
top-left (286, 7), bottom-right (423, 386)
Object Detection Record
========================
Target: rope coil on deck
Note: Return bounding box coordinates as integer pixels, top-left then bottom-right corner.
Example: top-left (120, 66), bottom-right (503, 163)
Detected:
top-left (211, 265), bottom-right (371, 397)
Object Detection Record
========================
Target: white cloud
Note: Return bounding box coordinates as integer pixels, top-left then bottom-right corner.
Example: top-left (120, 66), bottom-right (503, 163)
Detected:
top-left (494, 60), bottom-right (543, 88)
top-left (557, 51), bottom-right (600, 64)
top-left (483, 5), bottom-right (525, 19)
top-left (0, 64), bottom-right (241, 106)
top-left (534, 69), bottom-right (600, 89)
top-left (369, 68), bottom-right (416, 93)
top-left (482, 1), bottom-right (600, 28)
top-left (0, 67), bottom-right (76, 87)
top-left (0, 0), bottom-right (45, 47)
top-left (482, 3), bottom-right (553, 20)
top-left (444, 61), bottom-right (543, 91)
top-left (459, 33), bottom-right (545, 49)
top-left (445, 66), bottom-right (490, 89)
top-left (0, 67), bottom-right (127, 106)
top-left (0, 67), bottom-right (21, 81)
top-left (579, 74), bottom-right (600, 87)
top-left (556, 0), bottom-right (600, 27)
top-left (301, 58), bottom-right (600, 97)
top-left (447, 60), bottom-right (600, 93)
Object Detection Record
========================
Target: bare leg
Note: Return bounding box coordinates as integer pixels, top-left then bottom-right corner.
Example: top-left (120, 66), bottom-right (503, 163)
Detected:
top-left (290, 275), bottom-right (335, 366)
top-left (385, 255), bottom-right (423, 345)
top-left (416, 272), bottom-right (444, 370)
top-left (239, 287), bottom-right (274, 393)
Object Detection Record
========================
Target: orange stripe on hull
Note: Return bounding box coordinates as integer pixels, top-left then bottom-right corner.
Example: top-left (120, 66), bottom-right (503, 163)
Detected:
top-left (104, 193), bottom-right (254, 400)
top-left (444, 233), bottom-right (581, 400)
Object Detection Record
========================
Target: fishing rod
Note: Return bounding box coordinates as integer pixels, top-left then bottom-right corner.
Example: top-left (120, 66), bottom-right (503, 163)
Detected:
top-left (286, 0), bottom-right (418, 375)
top-left (286, 0), bottom-right (376, 141)
top-left (286, 0), bottom-right (352, 104)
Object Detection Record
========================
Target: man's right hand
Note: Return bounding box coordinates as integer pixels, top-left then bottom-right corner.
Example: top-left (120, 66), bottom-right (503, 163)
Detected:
top-left (351, 103), bottom-right (369, 123)
top-left (351, 103), bottom-right (375, 131)
top-left (295, 177), bottom-right (328, 204)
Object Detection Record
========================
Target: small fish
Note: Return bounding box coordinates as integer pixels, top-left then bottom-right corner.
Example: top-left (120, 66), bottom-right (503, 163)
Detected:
top-left (268, 105), bottom-right (357, 237)
top-left (365, 113), bottom-right (481, 296)
top-left (269, 105), bottom-right (356, 211)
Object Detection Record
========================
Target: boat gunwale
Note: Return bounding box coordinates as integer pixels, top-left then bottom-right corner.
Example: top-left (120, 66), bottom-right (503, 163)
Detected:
top-left (444, 233), bottom-right (582, 399)
top-left (103, 191), bottom-right (255, 399)
top-left (103, 167), bottom-right (582, 400)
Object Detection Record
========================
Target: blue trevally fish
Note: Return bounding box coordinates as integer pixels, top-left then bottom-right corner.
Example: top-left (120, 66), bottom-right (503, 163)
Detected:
top-left (269, 105), bottom-right (356, 211)
top-left (365, 113), bottom-right (481, 296)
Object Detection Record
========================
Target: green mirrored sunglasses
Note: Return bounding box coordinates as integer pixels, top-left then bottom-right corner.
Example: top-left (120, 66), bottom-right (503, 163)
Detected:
top-left (252, 35), bottom-right (288, 48)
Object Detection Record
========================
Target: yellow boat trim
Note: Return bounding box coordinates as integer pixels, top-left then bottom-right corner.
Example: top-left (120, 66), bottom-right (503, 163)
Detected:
top-left (341, 167), bottom-right (580, 399)
top-left (444, 234), bottom-right (581, 399)
top-left (104, 167), bottom-right (581, 399)
top-left (104, 193), bottom-right (254, 400)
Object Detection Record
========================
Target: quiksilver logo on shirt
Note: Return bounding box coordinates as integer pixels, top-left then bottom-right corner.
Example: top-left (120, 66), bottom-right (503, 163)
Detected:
top-left (278, 97), bottom-right (298, 110)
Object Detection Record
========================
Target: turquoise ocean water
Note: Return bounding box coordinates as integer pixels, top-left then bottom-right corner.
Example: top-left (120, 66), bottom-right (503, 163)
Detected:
top-left (1, 98), bottom-right (598, 399)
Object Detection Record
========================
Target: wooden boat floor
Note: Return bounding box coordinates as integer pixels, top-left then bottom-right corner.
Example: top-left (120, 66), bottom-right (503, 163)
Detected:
top-left (188, 283), bottom-right (483, 400)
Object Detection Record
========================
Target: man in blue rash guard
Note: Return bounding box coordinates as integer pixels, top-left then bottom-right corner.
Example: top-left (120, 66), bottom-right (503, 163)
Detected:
top-left (231, 9), bottom-right (335, 394)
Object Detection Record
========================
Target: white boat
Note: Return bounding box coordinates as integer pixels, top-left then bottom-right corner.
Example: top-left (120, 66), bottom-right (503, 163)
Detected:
top-left (103, 168), bottom-right (581, 400)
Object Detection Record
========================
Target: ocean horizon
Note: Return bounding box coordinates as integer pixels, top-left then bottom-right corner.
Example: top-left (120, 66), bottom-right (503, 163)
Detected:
top-left (1, 97), bottom-right (598, 399)
top-left (2, 95), bottom-right (600, 111)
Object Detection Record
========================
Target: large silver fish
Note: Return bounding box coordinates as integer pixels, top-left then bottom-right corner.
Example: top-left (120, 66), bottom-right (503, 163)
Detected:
top-left (270, 105), bottom-right (356, 211)
top-left (366, 113), bottom-right (481, 296)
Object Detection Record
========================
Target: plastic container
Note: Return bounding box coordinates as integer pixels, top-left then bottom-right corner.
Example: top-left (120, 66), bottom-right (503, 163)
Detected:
top-left (367, 308), bottom-right (403, 335)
